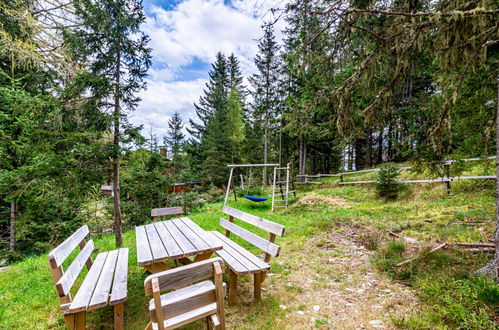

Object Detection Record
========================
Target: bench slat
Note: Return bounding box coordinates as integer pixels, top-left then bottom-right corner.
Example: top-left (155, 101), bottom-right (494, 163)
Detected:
top-left (110, 248), bottom-right (128, 305)
top-left (222, 206), bottom-right (285, 236)
top-left (163, 220), bottom-right (197, 256)
top-left (220, 219), bottom-right (281, 257)
top-left (152, 303), bottom-right (217, 330)
top-left (155, 222), bottom-right (183, 259)
top-left (56, 240), bottom-right (94, 297)
top-left (136, 226), bottom-right (153, 266)
top-left (151, 207), bottom-right (183, 217)
top-left (88, 249), bottom-right (119, 310)
top-left (145, 224), bottom-right (169, 262)
top-left (211, 231), bottom-right (269, 273)
top-left (69, 252), bottom-right (108, 313)
top-left (207, 232), bottom-right (256, 274)
top-left (48, 225), bottom-right (89, 267)
top-left (172, 218), bottom-right (211, 252)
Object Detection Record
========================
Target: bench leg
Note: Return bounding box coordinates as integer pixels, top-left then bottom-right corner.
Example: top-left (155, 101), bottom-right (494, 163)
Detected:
top-left (75, 311), bottom-right (86, 330)
top-left (114, 303), bottom-right (124, 330)
top-left (206, 316), bottom-right (213, 330)
top-left (254, 273), bottom-right (262, 301)
top-left (63, 314), bottom-right (75, 330)
top-left (228, 269), bottom-right (238, 305)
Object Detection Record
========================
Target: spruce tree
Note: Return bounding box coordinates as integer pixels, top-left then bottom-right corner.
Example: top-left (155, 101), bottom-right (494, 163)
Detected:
top-left (165, 112), bottom-right (185, 176)
top-left (250, 23), bottom-right (281, 184)
top-left (68, 0), bottom-right (151, 246)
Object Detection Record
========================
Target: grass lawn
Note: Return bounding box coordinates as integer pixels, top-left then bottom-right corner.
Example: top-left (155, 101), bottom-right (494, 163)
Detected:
top-left (1, 166), bottom-right (499, 329)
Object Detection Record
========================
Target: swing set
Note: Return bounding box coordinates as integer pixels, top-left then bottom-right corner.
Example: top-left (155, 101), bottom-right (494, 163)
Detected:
top-left (224, 163), bottom-right (296, 211)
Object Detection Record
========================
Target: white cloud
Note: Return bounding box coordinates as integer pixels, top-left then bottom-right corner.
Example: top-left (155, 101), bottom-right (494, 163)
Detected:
top-left (134, 0), bottom-right (289, 140)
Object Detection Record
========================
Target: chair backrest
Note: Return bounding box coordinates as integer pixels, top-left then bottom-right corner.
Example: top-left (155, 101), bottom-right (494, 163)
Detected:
top-left (47, 225), bottom-right (94, 305)
top-left (221, 206), bottom-right (285, 262)
top-left (144, 258), bottom-right (225, 328)
top-left (151, 207), bottom-right (184, 222)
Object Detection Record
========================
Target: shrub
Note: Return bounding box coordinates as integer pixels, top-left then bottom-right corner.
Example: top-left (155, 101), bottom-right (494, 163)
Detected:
top-left (376, 163), bottom-right (403, 200)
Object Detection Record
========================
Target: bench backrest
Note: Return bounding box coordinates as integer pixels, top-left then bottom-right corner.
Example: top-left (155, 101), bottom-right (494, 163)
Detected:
top-left (151, 207), bottom-right (184, 222)
top-left (47, 225), bottom-right (94, 305)
top-left (221, 206), bottom-right (285, 262)
top-left (144, 258), bottom-right (225, 326)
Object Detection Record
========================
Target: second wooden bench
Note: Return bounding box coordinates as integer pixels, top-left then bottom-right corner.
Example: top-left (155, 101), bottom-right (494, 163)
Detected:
top-left (207, 206), bottom-right (285, 304)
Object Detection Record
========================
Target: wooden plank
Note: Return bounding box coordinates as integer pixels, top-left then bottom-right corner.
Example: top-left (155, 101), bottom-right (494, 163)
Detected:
top-left (222, 206), bottom-right (285, 236)
top-left (163, 220), bottom-right (197, 256)
top-left (227, 164), bottom-right (279, 168)
top-left (136, 226), bottom-right (153, 266)
top-left (220, 219), bottom-right (280, 257)
top-left (110, 248), bottom-right (128, 305)
top-left (171, 218), bottom-right (211, 252)
top-left (48, 225), bottom-right (89, 267)
top-left (211, 231), bottom-right (269, 272)
top-left (114, 303), bottom-right (124, 330)
top-left (178, 218), bottom-right (223, 251)
top-left (206, 232), bottom-right (252, 274)
top-left (69, 252), bottom-right (108, 313)
top-left (88, 249), bottom-right (119, 310)
top-left (152, 303), bottom-right (217, 330)
top-left (338, 180), bottom-right (376, 184)
top-left (154, 222), bottom-right (183, 259)
top-left (149, 280), bottom-right (216, 322)
top-left (145, 224), bottom-right (169, 262)
top-left (151, 207), bottom-right (183, 217)
top-left (144, 258), bottom-right (224, 295)
top-left (56, 240), bottom-right (95, 297)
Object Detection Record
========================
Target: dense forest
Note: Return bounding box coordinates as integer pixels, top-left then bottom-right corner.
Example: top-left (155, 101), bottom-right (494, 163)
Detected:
top-left (0, 0), bottom-right (497, 262)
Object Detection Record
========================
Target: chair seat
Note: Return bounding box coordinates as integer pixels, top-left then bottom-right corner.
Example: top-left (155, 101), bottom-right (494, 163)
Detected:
top-left (68, 248), bottom-right (128, 313)
top-left (207, 231), bottom-right (270, 275)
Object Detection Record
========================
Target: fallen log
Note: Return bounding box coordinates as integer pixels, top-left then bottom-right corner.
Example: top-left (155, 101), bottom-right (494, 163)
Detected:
top-left (454, 242), bottom-right (494, 248)
top-left (396, 243), bottom-right (447, 267)
top-left (461, 248), bottom-right (495, 253)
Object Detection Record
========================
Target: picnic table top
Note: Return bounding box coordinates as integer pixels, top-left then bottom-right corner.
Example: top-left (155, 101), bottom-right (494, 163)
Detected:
top-left (135, 217), bottom-right (223, 267)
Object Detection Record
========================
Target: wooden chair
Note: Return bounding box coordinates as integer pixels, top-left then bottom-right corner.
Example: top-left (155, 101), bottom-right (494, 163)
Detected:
top-left (207, 206), bottom-right (285, 304)
top-left (151, 207), bottom-right (184, 222)
top-left (47, 225), bottom-right (128, 329)
top-left (144, 258), bottom-right (226, 330)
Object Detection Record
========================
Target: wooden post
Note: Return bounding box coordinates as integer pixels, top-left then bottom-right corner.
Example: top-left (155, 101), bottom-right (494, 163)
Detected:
top-left (285, 163), bottom-right (290, 209)
top-left (271, 166), bottom-right (277, 212)
top-left (152, 277), bottom-right (165, 330)
top-left (254, 272), bottom-right (262, 300)
top-left (228, 269), bottom-right (238, 304)
top-left (224, 168), bottom-right (234, 206)
top-left (9, 201), bottom-right (17, 252)
top-left (75, 312), bottom-right (86, 330)
top-left (225, 216), bottom-right (233, 238)
top-left (114, 303), bottom-right (124, 330)
top-left (339, 174), bottom-right (343, 183)
top-left (444, 163), bottom-right (451, 194)
top-left (213, 262), bottom-right (226, 330)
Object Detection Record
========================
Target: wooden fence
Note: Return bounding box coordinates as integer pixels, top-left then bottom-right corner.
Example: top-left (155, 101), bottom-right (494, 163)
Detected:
top-left (297, 156), bottom-right (496, 193)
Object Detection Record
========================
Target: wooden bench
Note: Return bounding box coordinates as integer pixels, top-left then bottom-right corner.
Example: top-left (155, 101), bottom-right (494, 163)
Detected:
top-left (151, 207), bottom-right (184, 222)
top-left (48, 225), bottom-right (129, 329)
top-left (144, 258), bottom-right (226, 330)
top-left (207, 206), bottom-right (285, 303)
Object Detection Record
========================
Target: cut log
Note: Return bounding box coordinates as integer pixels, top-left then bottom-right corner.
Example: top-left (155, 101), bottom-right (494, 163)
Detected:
top-left (454, 242), bottom-right (495, 248)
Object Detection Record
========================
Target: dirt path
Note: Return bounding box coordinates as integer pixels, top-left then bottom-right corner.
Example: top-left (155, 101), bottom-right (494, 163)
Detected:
top-left (228, 227), bottom-right (420, 329)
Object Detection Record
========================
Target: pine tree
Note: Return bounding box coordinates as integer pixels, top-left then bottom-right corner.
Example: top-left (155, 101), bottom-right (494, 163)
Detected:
top-left (250, 23), bottom-right (281, 184)
top-left (165, 112), bottom-right (185, 176)
top-left (68, 0), bottom-right (151, 246)
top-left (226, 86), bottom-right (245, 163)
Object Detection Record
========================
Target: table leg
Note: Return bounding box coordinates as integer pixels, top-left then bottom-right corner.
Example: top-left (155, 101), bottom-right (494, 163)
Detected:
top-left (193, 252), bottom-right (213, 262)
top-left (144, 263), bottom-right (169, 273)
top-left (114, 303), bottom-right (124, 330)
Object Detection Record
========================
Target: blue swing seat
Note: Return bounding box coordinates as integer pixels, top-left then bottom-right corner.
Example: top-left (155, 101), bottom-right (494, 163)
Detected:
top-left (244, 195), bottom-right (268, 202)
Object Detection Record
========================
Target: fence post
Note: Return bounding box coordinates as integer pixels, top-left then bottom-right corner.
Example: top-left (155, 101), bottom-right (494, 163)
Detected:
top-left (443, 162), bottom-right (451, 194)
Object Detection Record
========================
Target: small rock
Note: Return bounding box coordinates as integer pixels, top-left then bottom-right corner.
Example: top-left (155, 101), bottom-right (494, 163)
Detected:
top-left (313, 305), bottom-right (320, 313)
top-left (310, 317), bottom-right (317, 325)
top-left (369, 320), bottom-right (384, 328)
top-left (279, 305), bottom-right (287, 310)
top-left (297, 311), bottom-right (305, 315)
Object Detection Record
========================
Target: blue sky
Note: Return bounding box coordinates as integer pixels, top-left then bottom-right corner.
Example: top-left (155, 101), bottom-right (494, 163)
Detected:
top-left (131, 0), bottom-right (287, 142)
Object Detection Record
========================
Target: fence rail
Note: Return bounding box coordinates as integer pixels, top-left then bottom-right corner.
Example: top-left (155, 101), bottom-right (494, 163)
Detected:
top-left (296, 157), bottom-right (497, 193)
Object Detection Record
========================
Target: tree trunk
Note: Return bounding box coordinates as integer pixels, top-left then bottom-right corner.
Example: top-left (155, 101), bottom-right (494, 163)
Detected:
top-left (495, 77), bottom-right (499, 279)
top-left (263, 110), bottom-right (268, 186)
top-left (113, 38), bottom-right (123, 248)
top-left (9, 201), bottom-right (17, 252)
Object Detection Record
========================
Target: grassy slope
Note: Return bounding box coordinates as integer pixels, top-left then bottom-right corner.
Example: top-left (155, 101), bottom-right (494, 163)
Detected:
top-left (1, 163), bottom-right (498, 329)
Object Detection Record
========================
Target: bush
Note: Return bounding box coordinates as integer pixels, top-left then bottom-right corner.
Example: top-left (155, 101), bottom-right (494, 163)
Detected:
top-left (376, 163), bottom-right (403, 200)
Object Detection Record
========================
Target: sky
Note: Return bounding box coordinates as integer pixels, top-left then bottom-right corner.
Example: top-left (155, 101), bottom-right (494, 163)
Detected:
top-left (132, 0), bottom-right (288, 143)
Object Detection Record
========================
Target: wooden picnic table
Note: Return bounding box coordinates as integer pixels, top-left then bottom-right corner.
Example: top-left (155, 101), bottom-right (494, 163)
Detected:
top-left (136, 217), bottom-right (223, 273)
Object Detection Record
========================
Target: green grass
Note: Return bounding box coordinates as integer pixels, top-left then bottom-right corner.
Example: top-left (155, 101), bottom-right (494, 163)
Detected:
top-left (1, 162), bottom-right (498, 328)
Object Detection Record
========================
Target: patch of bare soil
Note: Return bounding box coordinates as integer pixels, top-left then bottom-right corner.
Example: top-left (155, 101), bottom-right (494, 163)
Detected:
top-left (227, 227), bottom-right (420, 329)
top-left (297, 193), bottom-right (351, 208)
